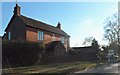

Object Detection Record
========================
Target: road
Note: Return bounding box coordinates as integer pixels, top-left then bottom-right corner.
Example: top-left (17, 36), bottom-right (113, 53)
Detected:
top-left (75, 63), bottom-right (120, 73)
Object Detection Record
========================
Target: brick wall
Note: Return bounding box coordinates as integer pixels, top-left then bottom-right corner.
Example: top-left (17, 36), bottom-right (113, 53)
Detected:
top-left (26, 26), bottom-right (70, 50)
top-left (6, 15), bottom-right (26, 41)
top-left (26, 26), bottom-right (38, 42)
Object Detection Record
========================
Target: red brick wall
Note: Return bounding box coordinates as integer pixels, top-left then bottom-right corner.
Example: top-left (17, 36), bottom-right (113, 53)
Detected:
top-left (6, 15), bottom-right (26, 41)
top-left (44, 32), bottom-right (61, 44)
top-left (26, 27), bottom-right (38, 42)
top-left (26, 26), bottom-right (70, 50)
top-left (44, 32), bottom-right (53, 44)
top-left (43, 31), bottom-right (70, 50)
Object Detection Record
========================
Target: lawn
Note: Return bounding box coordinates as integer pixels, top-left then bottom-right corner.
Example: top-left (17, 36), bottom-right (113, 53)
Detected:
top-left (2, 60), bottom-right (106, 74)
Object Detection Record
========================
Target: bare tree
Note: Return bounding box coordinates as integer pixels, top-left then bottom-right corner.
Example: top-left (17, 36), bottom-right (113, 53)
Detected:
top-left (104, 13), bottom-right (120, 45)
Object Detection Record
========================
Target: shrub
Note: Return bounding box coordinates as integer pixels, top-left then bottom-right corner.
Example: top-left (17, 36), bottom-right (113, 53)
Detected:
top-left (2, 40), bottom-right (45, 68)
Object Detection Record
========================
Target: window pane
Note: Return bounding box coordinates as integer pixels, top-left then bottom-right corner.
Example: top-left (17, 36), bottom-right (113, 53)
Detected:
top-left (42, 32), bottom-right (44, 40)
top-left (40, 31), bottom-right (41, 40)
top-left (38, 31), bottom-right (44, 41)
top-left (8, 32), bottom-right (11, 40)
top-left (52, 34), bottom-right (56, 41)
top-left (41, 32), bottom-right (42, 40)
top-left (61, 37), bottom-right (64, 44)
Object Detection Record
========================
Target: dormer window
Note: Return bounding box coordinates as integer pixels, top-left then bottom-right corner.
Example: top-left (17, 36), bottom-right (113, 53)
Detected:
top-left (38, 31), bottom-right (44, 41)
top-left (8, 32), bottom-right (11, 40)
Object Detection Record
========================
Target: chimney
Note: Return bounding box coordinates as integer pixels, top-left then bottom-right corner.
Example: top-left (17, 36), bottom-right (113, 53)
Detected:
top-left (13, 4), bottom-right (21, 16)
top-left (56, 22), bottom-right (61, 29)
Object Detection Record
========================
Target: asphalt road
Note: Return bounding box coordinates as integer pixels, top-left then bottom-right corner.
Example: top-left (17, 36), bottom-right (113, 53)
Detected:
top-left (75, 63), bottom-right (120, 73)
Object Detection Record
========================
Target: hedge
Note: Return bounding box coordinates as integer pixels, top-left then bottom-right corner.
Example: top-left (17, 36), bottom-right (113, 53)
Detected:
top-left (2, 40), bottom-right (45, 68)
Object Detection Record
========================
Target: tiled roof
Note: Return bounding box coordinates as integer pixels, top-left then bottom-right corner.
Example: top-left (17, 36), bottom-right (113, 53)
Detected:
top-left (19, 15), bottom-right (70, 37)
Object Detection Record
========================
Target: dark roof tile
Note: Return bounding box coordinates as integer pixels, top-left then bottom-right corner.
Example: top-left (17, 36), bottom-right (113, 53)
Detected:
top-left (19, 15), bottom-right (70, 37)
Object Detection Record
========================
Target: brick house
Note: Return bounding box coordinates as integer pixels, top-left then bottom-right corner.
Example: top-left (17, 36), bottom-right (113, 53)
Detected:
top-left (3, 4), bottom-right (70, 51)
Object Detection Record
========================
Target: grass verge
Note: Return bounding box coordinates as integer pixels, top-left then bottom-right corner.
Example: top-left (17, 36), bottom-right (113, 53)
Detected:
top-left (2, 60), bottom-right (107, 74)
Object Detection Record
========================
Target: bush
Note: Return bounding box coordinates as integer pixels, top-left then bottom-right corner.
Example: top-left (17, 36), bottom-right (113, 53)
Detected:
top-left (2, 40), bottom-right (45, 68)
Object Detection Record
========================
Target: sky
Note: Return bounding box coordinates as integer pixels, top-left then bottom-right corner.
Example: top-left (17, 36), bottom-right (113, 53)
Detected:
top-left (1, 0), bottom-right (120, 2)
top-left (1, 2), bottom-right (118, 47)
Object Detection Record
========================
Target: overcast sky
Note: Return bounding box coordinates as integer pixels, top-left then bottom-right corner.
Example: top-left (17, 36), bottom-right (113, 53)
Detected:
top-left (1, 2), bottom-right (118, 47)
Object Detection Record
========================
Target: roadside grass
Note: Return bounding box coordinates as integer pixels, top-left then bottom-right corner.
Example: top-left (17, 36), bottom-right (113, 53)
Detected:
top-left (2, 60), bottom-right (107, 74)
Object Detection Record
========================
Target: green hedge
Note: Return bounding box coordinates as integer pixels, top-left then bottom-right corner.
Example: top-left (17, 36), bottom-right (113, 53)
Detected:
top-left (2, 40), bottom-right (45, 68)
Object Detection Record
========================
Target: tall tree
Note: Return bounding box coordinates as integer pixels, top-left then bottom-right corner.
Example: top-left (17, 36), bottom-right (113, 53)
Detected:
top-left (104, 14), bottom-right (120, 46)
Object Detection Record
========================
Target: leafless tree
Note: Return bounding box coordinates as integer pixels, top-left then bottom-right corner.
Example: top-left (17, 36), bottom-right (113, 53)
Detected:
top-left (104, 13), bottom-right (120, 45)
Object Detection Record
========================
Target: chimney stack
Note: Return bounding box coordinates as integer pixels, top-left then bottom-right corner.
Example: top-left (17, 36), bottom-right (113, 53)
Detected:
top-left (13, 4), bottom-right (21, 16)
top-left (56, 22), bottom-right (61, 29)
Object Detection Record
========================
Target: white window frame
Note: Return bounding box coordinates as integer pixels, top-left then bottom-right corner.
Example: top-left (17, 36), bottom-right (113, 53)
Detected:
top-left (38, 31), bottom-right (44, 41)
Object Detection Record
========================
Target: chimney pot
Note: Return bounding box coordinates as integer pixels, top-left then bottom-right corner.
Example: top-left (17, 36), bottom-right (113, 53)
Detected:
top-left (13, 4), bottom-right (21, 16)
top-left (56, 22), bottom-right (61, 29)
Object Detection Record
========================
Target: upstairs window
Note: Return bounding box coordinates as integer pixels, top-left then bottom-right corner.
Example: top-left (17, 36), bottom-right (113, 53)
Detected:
top-left (8, 32), bottom-right (11, 40)
top-left (38, 31), bottom-right (44, 41)
top-left (52, 34), bottom-right (56, 41)
top-left (61, 37), bottom-right (65, 44)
